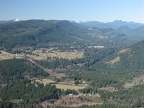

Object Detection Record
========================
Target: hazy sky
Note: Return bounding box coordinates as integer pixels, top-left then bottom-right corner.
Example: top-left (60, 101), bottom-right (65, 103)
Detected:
top-left (0, 0), bottom-right (144, 23)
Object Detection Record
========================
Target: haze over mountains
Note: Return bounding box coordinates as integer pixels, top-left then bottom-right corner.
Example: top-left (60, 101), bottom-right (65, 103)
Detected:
top-left (1, 19), bottom-right (144, 28)
top-left (80, 20), bottom-right (144, 29)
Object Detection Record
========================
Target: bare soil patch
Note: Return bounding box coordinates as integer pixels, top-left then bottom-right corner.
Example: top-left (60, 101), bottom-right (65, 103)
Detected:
top-left (98, 86), bottom-right (118, 92)
top-left (34, 79), bottom-right (56, 86)
top-left (118, 48), bottom-right (130, 54)
top-left (0, 51), bottom-right (24, 60)
top-left (124, 75), bottom-right (144, 89)
top-left (40, 94), bottom-right (102, 107)
top-left (29, 49), bottom-right (84, 60)
top-left (106, 56), bottom-right (120, 65)
top-left (32, 77), bottom-right (87, 91)
top-left (55, 84), bottom-right (86, 91)
top-left (0, 48), bottom-right (84, 61)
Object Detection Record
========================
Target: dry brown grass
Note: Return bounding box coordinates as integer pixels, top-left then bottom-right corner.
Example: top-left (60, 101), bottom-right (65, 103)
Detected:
top-left (0, 49), bottom-right (84, 61)
top-left (55, 84), bottom-right (86, 90)
top-left (33, 78), bottom-right (86, 90)
top-left (124, 75), bottom-right (144, 89)
top-left (0, 51), bottom-right (24, 60)
top-left (31, 49), bottom-right (84, 60)
top-left (26, 49), bottom-right (84, 60)
top-left (47, 51), bottom-right (84, 59)
top-left (98, 86), bottom-right (118, 92)
top-left (40, 94), bottom-right (102, 107)
top-left (105, 48), bottom-right (130, 65)
top-left (26, 54), bottom-right (46, 60)
top-left (118, 48), bottom-right (130, 54)
top-left (106, 56), bottom-right (120, 65)
top-left (34, 79), bottom-right (56, 86)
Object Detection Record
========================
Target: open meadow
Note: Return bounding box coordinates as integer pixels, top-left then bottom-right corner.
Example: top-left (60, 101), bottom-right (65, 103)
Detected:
top-left (34, 78), bottom-right (86, 90)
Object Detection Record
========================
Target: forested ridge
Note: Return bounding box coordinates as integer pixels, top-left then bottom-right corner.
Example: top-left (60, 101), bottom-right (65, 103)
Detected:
top-left (0, 59), bottom-right (48, 83)
top-left (92, 40), bottom-right (144, 72)
top-left (0, 80), bottom-right (61, 108)
top-left (0, 20), bottom-right (142, 50)
top-left (0, 20), bottom-right (89, 49)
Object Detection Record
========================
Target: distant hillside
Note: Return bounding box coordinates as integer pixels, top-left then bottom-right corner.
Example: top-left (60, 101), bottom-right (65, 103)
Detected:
top-left (88, 27), bottom-right (126, 39)
top-left (0, 19), bottom-right (131, 50)
top-left (130, 26), bottom-right (144, 38)
top-left (92, 40), bottom-right (144, 72)
top-left (81, 20), bottom-right (144, 29)
top-left (0, 20), bottom-right (90, 49)
top-left (0, 19), bottom-right (144, 50)
top-left (81, 20), bottom-right (144, 46)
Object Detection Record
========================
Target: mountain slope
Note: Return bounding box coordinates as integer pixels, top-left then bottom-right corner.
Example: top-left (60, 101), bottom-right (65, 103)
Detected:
top-left (81, 20), bottom-right (144, 47)
top-left (0, 59), bottom-right (49, 84)
top-left (0, 20), bottom-right (90, 49)
top-left (0, 19), bottom-right (131, 50)
top-left (93, 40), bottom-right (144, 72)
top-left (81, 20), bottom-right (144, 29)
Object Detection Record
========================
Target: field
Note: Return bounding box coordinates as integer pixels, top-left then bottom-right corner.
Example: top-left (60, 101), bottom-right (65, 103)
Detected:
top-left (35, 79), bottom-right (56, 86)
top-left (41, 94), bottom-right (102, 107)
top-left (55, 84), bottom-right (86, 90)
top-left (29, 49), bottom-right (84, 60)
top-left (124, 75), bottom-right (144, 88)
top-left (34, 78), bottom-right (86, 90)
top-left (0, 48), bottom-right (84, 61)
top-left (0, 51), bottom-right (24, 60)
top-left (1, 49), bottom-right (86, 91)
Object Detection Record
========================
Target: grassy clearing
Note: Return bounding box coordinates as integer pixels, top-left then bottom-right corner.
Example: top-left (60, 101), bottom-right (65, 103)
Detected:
top-left (98, 86), bottom-right (118, 92)
top-left (124, 75), bottom-right (144, 89)
top-left (0, 49), bottom-right (84, 61)
top-left (26, 54), bottom-right (46, 60)
top-left (25, 50), bottom-right (84, 60)
top-left (33, 78), bottom-right (86, 90)
top-left (31, 49), bottom-right (84, 60)
top-left (106, 56), bottom-right (120, 65)
top-left (45, 51), bottom-right (84, 60)
top-left (35, 79), bottom-right (56, 86)
top-left (0, 51), bottom-right (24, 60)
top-left (118, 48), bottom-right (130, 54)
top-left (55, 84), bottom-right (86, 90)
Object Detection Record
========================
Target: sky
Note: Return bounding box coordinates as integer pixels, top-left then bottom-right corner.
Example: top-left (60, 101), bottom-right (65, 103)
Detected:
top-left (0, 0), bottom-right (144, 23)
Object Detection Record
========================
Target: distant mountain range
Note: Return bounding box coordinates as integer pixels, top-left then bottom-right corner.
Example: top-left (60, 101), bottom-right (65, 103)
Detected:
top-left (1, 19), bottom-right (144, 29)
top-left (79, 20), bottom-right (144, 46)
top-left (0, 19), bottom-right (20, 24)
top-left (0, 19), bottom-right (144, 50)
top-left (79, 20), bottom-right (144, 29)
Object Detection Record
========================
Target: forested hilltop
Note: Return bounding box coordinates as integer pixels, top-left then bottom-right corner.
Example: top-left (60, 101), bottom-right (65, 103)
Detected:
top-left (0, 20), bottom-right (144, 108)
